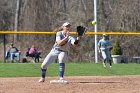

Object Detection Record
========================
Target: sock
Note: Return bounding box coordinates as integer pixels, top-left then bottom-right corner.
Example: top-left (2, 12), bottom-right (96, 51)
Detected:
top-left (41, 69), bottom-right (46, 78)
top-left (59, 63), bottom-right (65, 79)
top-left (109, 60), bottom-right (112, 66)
top-left (103, 59), bottom-right (106, 64)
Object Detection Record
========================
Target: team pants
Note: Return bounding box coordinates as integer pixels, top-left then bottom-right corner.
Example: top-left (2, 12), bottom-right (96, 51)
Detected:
top-left (10, 52), bottom-right (20, 62)
top-left (40, 51), bottom-right (68, 79)
top-left (41, 51), bottom-right (67, 69)
top-left (101, 49), bottom-right (111, 63)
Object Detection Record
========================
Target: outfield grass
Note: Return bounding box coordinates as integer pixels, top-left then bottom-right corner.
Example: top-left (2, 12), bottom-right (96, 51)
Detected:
top-left (0, 63), bottom-right (140, 77)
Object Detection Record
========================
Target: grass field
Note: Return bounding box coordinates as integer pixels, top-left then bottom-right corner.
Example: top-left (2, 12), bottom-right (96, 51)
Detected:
top-left (0, 63), bottom-right (140, 77)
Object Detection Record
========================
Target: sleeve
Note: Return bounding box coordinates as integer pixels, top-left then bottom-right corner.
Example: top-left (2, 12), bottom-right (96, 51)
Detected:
top-left (55, 32), bottom-right (62, 42)
top-left (15, 47), bottom-right (19, 52)
top-left (98, 40), bottom-right (101, 47)
top-left (69, 35), bottom-right (76, 44)
top-left (5, 51), bottom-right (10, 59)
top-left (5, 47), bottom-right (10, 59)
top-left (7, 48), bottom-right (10, 53)
top-left (35, 48), bottom-right (38, 51)
top-left (108, 41), bottom-right (112, 46)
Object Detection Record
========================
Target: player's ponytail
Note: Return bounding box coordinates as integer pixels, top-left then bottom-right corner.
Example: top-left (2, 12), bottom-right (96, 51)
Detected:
top-left (53, 26), bottom-right (63, 32)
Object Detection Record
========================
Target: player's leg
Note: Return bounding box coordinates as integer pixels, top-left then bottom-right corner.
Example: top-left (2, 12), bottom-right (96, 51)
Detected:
top-left (101, 50), bottom-right (107, 67)
top-left (106, 51), bottom-right (112, 67)
top-left (39, 52), bottom-right (58, 82)
top-left (15, 52), bottom-right (20, 63)
top-left (58, 52), bottom-right (68, 80)
top-left (103, 59), bottom-right (106, 67)
top-left (34, 52), bottom-right (40, 62)
top-left (109, 60), bottom-right (112, 67)
top-left (10, 53), bottom-right (14, 63)
top-left (109, 55), bottom-right (112, 67)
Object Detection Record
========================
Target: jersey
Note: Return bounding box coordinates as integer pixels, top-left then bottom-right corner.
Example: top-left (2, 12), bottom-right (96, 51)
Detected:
top-left (51, 31), bottom-right (75, 53)
top-left (98, 39), bottom-right (112, 51)
top-left (98, 39), bottom-right (112, 61)
top-left (9, 47), bottom-right (19, 53)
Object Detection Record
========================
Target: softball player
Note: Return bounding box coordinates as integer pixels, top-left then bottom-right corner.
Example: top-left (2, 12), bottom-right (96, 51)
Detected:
top-left (39, 22), bottom-right (81, 82)
top-left (98, 34), bottom-right (113, 67)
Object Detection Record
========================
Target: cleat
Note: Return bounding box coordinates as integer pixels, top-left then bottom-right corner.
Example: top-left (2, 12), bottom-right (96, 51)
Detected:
top-left (59, 77), bottom-right (63, 80)
top-left (38, 78), bottom-right (45, 83)
top-left (103, 63), bottom-right (106, 67)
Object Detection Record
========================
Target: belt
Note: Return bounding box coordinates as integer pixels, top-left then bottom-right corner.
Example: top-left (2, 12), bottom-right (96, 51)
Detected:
top-left (59, 49), bottom-right (67, 52)
top-left (55, 48), bottom-right (67, 52)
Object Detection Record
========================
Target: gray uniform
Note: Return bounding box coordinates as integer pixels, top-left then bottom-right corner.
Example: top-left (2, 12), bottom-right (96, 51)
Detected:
top-left (41, 31), bottom-right (75, 69)
top-left (98, 39), bottom-right (112, 62)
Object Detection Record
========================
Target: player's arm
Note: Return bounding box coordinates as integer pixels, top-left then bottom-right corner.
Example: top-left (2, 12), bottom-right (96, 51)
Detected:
top-left (107, 41), bottom-right (113, 50)
top-left (98, 41), bottom-right (101, 53)
top-left (71, 36), bottom-right (81, 46)
top-left (108, 45), bottom-right (113, 50)
top-left (56, 32), bottom-right (69, 46)
top-left (56, 36), bottom-right (69, 46)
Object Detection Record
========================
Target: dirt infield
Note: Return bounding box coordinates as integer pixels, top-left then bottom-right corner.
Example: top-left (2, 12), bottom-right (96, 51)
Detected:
top-left (0, 76), bottom-right (140, 93)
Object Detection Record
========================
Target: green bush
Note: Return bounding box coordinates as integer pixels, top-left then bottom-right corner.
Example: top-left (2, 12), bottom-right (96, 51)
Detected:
top-left (111, 39), bottom-right (122, 55)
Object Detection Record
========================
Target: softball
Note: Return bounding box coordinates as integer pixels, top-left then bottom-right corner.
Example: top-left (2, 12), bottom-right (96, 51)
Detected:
top-left (91, 20), bottom-right (96, 26)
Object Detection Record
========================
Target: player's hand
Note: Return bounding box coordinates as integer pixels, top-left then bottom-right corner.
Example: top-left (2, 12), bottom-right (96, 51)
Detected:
top-left (76, 36), bottom-right (81, 41)
top-left (63, 32), bottom-right (69, 41)
top-left (107, 46), bottom-right (113, 51)
top-left (98, 50), bottom-right (101, 53)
